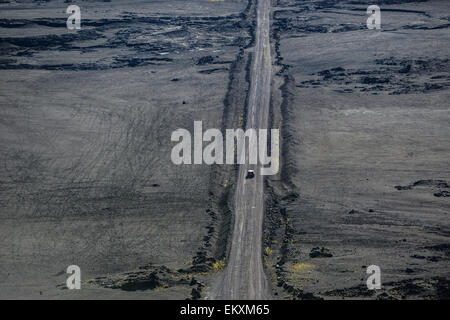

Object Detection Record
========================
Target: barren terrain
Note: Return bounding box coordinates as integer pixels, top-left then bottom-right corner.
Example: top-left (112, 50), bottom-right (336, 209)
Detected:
top-left (0, 0), bottom-right (449, 300)
top-left (0, 0), bottom-right (252, 299)
top-left (264, 0), bottom-right (450, 300)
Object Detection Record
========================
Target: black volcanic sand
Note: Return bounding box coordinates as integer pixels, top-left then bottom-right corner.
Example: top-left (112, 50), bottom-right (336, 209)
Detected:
top-left (0, 0), bottom-right (253, 299)
top-left (264, 0), bottom-right (450, 300)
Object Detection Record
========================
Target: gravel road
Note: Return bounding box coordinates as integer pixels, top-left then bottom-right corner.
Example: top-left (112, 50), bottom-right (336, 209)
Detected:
top-left (209, 0), bottom-right (273, 300)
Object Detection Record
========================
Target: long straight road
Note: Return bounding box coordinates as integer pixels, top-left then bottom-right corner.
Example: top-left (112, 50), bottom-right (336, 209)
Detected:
top-left (209, 0), bottom-right (273, 300)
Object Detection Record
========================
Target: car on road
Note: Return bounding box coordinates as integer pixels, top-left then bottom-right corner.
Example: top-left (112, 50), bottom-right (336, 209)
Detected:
top-left (246, 170), bottom-right (255, 179)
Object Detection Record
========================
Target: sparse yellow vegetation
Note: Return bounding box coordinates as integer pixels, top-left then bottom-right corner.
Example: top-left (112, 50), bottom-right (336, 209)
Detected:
top-left (154, 283), bottom-right (169, 291)
top-left (264, 247), bottom-right (273, 256)
top-left (286, 263), bottom-right (315, 287)
top-left (213, 258), bottom-right (226, 272)
top-left (170, 271), bottom-right (211, 281)
top-left (238, 114), bottom-right (244, 127)
top-left (292, 263), bottom-right (313, 273)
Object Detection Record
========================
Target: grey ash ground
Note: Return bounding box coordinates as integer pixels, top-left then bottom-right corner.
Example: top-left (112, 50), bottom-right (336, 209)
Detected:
top-left (0, 0), bottom-right (449, 300)
top-left (264, 0), bottom-right (450, 300)
top-left (0, 0), bottom-right (253, 299)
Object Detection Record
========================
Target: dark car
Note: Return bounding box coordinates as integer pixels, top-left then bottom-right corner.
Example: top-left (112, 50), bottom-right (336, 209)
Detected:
top-left (246, 170), bottom-right (255, 179)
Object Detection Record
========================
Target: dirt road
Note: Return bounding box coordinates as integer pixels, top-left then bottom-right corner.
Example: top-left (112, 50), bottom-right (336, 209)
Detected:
top-left (209, 0), bottom-right (273, 300)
